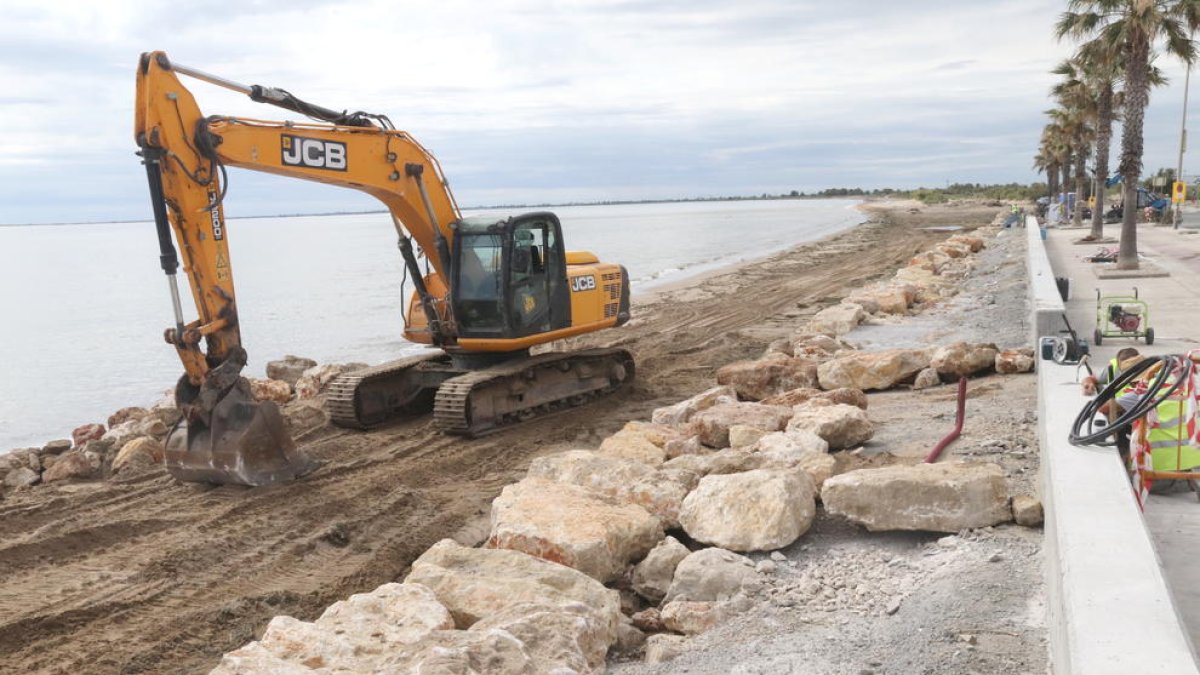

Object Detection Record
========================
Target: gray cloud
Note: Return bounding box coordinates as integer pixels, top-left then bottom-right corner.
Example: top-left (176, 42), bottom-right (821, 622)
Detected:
top-left (0, 0), bottom-right (1194, 224)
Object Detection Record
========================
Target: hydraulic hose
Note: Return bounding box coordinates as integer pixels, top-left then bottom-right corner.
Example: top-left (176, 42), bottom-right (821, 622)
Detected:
top-left (926, 376), bottom-right (968, 463)
top-left (1069, 354), bottom-right (1194, 446)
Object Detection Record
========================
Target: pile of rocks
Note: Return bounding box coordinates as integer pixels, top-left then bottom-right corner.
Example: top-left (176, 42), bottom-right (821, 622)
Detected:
top-left (801, 233), bottom-right (986, 341)
top-left (1, 402), bottom-right (181, 492)
top-left (709, 232), bottom-right (1038, 401)
top-left (204, 223), bottom-right (1046, 672)
top-left (212, 374), bottom-right (1037, 672)
top-left (0, 355), bottom-right (362, 496)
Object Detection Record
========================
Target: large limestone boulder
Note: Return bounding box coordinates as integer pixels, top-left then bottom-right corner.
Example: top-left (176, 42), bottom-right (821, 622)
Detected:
top-left (401, 630), bottom-right (531, 674)
top-left (787, 402), bottom-right (874, 450)
top-left (3, 467), bottom-right (39, 489)
top-left (597, 425), bottom-right (667, 467)
top-left (728, 424), bottom-right (769, 449)
top-left (526, 450), bottom-right (689, 528)
top-left (467, 601), bottom-right (610, 673)
top-left (893, 267), bottom-right (947, 302)
top-left (930, 342), bottom-right (999, 377)
top-left (281, 400), bottom-right (328, 435)
top-left (266, 355), bottom-right (318, 386)
top-left (42, 451), bottom-right (98, 483)
top-left (215, 583), bottom-right (608, 675)
top-left (651, 386), bottom-right (738, 427)
top-left (790, 333), bottom-right (850, 361)
top-left (1012, 495), bottom-right (1044, 527)
top-left (947, 234), bottom-right (985, 252)
top-left (620, 420), bottom-right (687, 449)
top-left (135, 415), bottom-right (169, 440)
top-left (679, 469), bottom-right (816, 552)
top-left (848, 284), bottom-right (913, 316)
top-left (661, 600), bottom-right (731, 635)
top-left (101, 420), bottom-right (144, 453)
top-left (807, 302), bottom-right (867, 336)
top-left (71, 424), bottom-right (105, 449)
top-left (873, 285), bottom-right (913, 315)
top-left (107, 406), bottom-right (149, 429)
top-left (716, 355), bottom-right (819, 401)
top-left (487, 478), bottom-right (663, 583)
top-left (751, 430), bottom-right (835, 492)
top-left (405, 539), bottom-right (622, 641)
top-left (752, 429), bottom-right (829, 456)
top-left (912, 367), bottom-right (942, 390)
top-left (822, 462), bottom-right (1011, 532)
top-left (8, 448), bottom-right (40, 472)
top-left (248, 377), bottom-right (292, 404)
top-left (217, 582), bottom-right (454, 673)
top-left (315, 582), bottom-right (454, 645)
top-left (909, 249), bottom-right (951, 273)
top-left (996, 348), bottom-right (1035, 374)
top-left (685, 402), bottom-right (793, 448)
top-left (295, 363), bottom-right (365, 399)
top-left (676, 444), bottom-right (835, 497)
top-left (630, 536), bottom-right (691, 603)
top-left (665, 548), bottom-right (758, 603)
top-left (816, 348), bottom-right (931, 391)
top-left (936, 242), bottom-right (970, 259)
top-left (113, 437), bottom-right (164, 473)
top-left (762, 386), bottom-right (868, 410)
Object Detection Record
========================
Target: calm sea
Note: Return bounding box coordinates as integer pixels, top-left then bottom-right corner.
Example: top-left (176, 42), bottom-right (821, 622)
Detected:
top-left (0, 199), bottom-right (862, 450)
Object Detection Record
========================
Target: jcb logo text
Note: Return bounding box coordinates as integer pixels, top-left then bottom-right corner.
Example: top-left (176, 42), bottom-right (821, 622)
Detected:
top-left (570, 275), bottom-right (596, 292)
top-left (281, 135), bottom-right (347, 171)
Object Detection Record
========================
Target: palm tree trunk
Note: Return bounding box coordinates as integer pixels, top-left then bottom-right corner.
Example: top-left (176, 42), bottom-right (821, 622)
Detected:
top-left (1118, 30), bottom-right (1151, 270)
top-left (1049, 162), bottom-right (1059, 206)
top-left (1091, 84), bottom-right (1113, 239)
top-left (1061, 151), bottom-right (1073, 222)
top-left (1073, 145), bottom-right (1087, 227)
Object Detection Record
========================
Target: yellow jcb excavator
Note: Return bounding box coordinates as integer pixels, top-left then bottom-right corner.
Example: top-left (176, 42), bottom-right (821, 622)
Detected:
top-left (134, 51), bottom-right (633, 487)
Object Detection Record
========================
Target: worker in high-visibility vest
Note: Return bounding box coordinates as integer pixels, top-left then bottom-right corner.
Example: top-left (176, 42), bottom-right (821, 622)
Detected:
top-left (1092, 349), bottom-right (1145, 466)
top-left (1137, 392), bottom-right (1200, 473)
top-left (1105, 356), bottom-right (1200, 492)
top-left (1098, 348), bottom-right (1141, 388)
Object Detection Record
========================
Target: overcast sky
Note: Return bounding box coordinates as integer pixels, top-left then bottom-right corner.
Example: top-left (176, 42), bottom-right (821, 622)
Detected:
top-left (2, 0), bottom-right (1198, 224)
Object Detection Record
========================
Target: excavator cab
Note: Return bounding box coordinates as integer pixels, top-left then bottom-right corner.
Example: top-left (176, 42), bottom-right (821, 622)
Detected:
top-left (450, 213), bottom-right (571, 340)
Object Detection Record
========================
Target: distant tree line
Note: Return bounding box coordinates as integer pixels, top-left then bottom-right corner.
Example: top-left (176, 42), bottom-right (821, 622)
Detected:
top-left (775, 182), bottom-right (1048, 204)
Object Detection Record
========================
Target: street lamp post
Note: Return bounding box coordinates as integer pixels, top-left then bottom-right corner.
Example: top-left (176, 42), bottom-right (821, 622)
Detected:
top-left (1176, 37), bottom-right (1195, 229)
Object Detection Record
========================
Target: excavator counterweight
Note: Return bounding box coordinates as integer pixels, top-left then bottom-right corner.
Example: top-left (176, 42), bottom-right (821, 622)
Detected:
top-left (134, 52), bottom-right (632, 487)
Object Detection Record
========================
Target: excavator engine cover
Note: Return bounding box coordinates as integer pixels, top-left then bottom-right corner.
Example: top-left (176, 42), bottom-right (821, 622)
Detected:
top-left (165, 357), bottom-right (317, 487)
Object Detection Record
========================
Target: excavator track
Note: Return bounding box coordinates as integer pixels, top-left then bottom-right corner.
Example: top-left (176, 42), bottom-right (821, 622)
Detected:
top-left (433, 348), bottom-right (634, 436)
top-left (326, 352), bottom-right (450, 429)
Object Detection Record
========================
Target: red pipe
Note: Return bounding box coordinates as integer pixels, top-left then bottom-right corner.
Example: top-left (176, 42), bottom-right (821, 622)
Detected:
top-left (925, 376), bottom-right (968, 463)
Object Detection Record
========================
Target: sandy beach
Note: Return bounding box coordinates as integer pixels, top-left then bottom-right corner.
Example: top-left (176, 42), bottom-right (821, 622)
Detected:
top-left (0, 199), bottom-right (1008, 673)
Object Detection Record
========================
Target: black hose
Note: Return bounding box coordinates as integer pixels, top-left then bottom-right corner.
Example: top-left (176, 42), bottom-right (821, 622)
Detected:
top-left (1069, 354), bottom-right (1193, 446)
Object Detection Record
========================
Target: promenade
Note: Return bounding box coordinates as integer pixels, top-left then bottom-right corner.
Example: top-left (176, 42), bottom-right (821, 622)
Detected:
top-left (1044, 220), bottom-right (1200, 655)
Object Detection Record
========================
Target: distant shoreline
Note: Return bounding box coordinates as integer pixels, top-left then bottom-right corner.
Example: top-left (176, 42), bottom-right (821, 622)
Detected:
top-left (0, 195), bottom-right (849, 228)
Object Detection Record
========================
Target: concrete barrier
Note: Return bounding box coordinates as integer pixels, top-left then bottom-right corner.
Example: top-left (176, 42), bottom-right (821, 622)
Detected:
top-left (1033, 226), bottom-right (1199, 673)
top-left (1026, 215), bottom-right (1066, 350)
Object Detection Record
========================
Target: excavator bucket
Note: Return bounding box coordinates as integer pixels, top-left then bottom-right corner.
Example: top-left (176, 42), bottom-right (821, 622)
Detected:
top-left (165, 373), bottom-right (317, 487)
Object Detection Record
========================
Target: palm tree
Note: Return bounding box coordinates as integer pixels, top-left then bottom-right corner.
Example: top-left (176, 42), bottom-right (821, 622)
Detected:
top-left (1036, 121), bottom-right (1073, 222)
top-left (1033, 144), bottom-right (1060, 206)
top-left (1051, 65), bottom-right (1098, 228)
top-left (1055, 50), bottom-right (1115, 238)
top-left (1058, 0), bottom-right (1200, 269)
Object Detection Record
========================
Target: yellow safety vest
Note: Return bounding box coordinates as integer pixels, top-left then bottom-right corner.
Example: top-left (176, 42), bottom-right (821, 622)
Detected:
top-left (1146, 395), bottom-right (1200, 472)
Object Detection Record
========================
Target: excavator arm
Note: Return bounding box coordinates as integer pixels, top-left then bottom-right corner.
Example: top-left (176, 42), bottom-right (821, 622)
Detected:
top-left (136, 51), bottom-right (461, 385)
